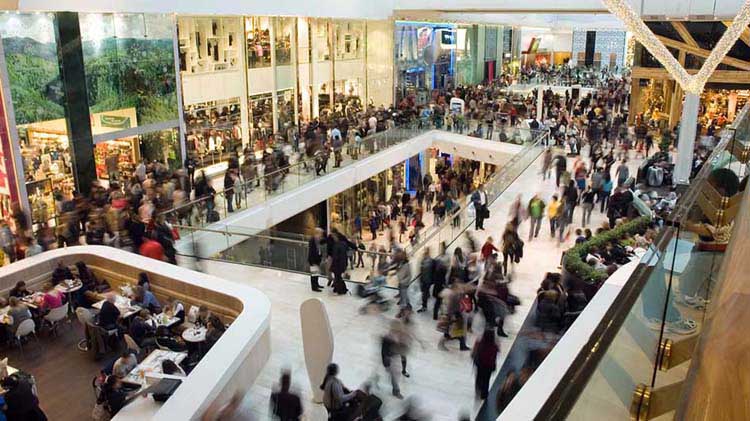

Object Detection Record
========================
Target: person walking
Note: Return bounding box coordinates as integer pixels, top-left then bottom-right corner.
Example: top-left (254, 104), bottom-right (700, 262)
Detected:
top-left (615, 159), bottom-right (629, 187)
top-left (270, 371), bottom-right (303, 420)
top-left (600, 174), bottom-right (613, 213)
top-left (391, 249), bottom-right (412, 318)
top-left (438, 280), bottom-right (471, 351)
top-left (541, 148), bottom-right (553, 181)
top-left (472, 329), bottom-right (499, 400)
top-left (501, 223), bottom-right (521, 276)
top-left (432, 242), bottom-right (449, 321)
top-left (307, 228), bottom-right (324, 292)
top-left (331, 232), bottom-right (351, 295)
top-left (580, 186), bottom-right (596, 227)
top-left (418, 248), bottom-right (434, 313)
top-left (527, 194), bottom-right (545, 241)
top-left (381, 319), bottom-right (411, 399)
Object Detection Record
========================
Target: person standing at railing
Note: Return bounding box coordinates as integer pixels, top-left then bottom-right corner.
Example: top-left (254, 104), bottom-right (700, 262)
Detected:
top-left (471, 184), bottom-right (488, 231)
top-left (223, 169), bottom-right (235, 214)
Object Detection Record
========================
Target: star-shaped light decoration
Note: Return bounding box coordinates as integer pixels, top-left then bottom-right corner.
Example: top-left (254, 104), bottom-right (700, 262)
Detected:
top-left (602, 0), bottom-right (750, 94)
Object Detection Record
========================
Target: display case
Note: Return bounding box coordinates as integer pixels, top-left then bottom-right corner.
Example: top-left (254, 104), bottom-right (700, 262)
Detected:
top-left (178, 17), bottom-right (241, 74)
top-left (94, 137), bottom-right (139, 181)
top-left (246, 16), bottom-right (272, 68)
top-left (184, 97), bottom-right (242, 167)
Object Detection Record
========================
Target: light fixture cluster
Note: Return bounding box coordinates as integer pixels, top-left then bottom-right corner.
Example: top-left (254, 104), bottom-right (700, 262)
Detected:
top-left (602, 0), bottom-right (750, 94)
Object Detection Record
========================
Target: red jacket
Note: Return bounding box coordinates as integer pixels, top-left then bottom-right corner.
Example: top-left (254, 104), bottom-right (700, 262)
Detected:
top-left (139, 238), bottom-right (165, 261)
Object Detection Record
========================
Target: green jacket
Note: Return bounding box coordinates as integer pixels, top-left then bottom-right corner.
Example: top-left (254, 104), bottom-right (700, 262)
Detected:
top-left (528, 198), bottom-right (546, 219)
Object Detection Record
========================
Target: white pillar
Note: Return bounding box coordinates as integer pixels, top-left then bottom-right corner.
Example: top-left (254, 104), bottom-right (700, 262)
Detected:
top-left (674, 92), bottom-right (700, 186)
top-left (537, 87), bottom-right (544, 121)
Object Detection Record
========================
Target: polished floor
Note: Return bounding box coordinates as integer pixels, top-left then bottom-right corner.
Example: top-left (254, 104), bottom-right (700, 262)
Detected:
top-left (198, 145), bottom-right (643, 420)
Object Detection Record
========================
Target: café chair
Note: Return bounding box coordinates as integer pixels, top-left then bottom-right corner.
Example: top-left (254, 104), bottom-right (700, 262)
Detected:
top-left (76, 307), bottom-right (94, 352)
top-left (44, 302), bottom-right (70, 337)
top-left (123, 334), bottom-right (142, 356)
top-left (15, 319), bottom-right (38, 356)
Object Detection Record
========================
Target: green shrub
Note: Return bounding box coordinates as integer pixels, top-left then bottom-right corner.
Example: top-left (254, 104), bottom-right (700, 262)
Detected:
top-left (563, 216), bottom-right (652, 284)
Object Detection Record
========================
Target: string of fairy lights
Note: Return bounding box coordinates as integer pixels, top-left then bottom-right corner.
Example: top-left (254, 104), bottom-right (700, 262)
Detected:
top-left (602, 0), bottom-right (750, 94)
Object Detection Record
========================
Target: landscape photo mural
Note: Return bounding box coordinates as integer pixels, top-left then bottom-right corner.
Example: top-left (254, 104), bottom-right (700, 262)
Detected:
top-left (0, 13), bottom-right (65, 126)
top-left (80, 13), bottom-right (178, 127)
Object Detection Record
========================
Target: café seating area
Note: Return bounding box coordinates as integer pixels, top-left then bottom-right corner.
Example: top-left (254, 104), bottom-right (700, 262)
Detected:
top-left (0, 246), bottom-right (271, 421)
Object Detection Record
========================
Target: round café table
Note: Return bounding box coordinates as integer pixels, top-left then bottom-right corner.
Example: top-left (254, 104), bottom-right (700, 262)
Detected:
top-left (181, 326), bottom-right (207, 343)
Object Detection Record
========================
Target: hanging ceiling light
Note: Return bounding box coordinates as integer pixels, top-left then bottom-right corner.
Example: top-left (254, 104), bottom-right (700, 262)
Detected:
top-left (602, 0), bottom-right (750, 94)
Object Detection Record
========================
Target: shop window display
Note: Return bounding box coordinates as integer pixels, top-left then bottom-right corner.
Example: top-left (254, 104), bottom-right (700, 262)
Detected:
top-left (79, 13), bottom-right (178, 126)
top-left (395, 22), bottom-right (456, 104)
top-left (184, 98), bottom-right (242, 169)
top-left (93, 137), bottom-right (138, 181)
top-left (276, 89), bottom-right (297, 142)
top-left (140, 128), bottom-right (181, 170)
top-left (246, 16), bottom-right (272, 69)
top-left (314, 19), bottom-right (332, 62)
top-left (274, 17), bottom-right (294, 66)
top-left (178, 17), bottom-right (241, 74)
top-left (249, 94), bottom-right (274, 148)
top-left (333, 79), bottom-right (364, 120)
top-left (334, 20), bottom-right (364, 61)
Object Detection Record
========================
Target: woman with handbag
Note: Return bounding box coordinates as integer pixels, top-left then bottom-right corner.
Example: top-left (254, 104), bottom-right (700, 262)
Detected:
top-left (438, 281), bottom-right (470, 351)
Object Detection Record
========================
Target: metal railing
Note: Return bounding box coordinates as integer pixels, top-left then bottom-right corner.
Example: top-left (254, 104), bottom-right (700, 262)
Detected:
top-left (173, 128), bottom-right (550, 285)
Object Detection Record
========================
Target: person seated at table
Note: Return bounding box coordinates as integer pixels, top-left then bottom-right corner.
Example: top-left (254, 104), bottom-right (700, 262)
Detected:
top-left (205, 315), bottom-right (226, 351)
top-left (82, 275), bottom-right (111, 307)
top-left (51, 261), bottom-right (74, 285)
top-left (1, 373), bottom-right (48, 420)
top-left (195, 305), bottom-right (210, 327)
top-left (129, 309), bottom-right (156, 349)
top-left (130, 286), bottom-right (161, 314)
top-left (155, 326), bottom-right (187, 352)
top-left (9, 281), bottom-right (31, 298)
top-left (112, 349), bottom-right (138, 378)
top-left (137, 272), bottom-right (151, 291)
top-left (97, 375), bottom-right (139, 417)
top-left (321, 363), bottom-right (365, 420)
top-left (97, 293), bottom-right (121, 330)
top-left (8, 297), bottom-right (32, 334)
top-left (161, 359), bottom-right (186, 377)
top-left (40, 282), bottom-right (64, 311)
top-left (164, 299), bottom-right (185, 325)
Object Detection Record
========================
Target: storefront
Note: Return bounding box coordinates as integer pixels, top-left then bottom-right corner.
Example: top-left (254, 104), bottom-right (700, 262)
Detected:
top-left (0, 12), bottom-right (397, 223)
top-left (395, 21), bottom-right (457, 104)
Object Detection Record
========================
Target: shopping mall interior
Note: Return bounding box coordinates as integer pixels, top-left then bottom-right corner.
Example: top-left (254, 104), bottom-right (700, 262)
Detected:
top-left (0, 0), bottom-right (748, 420)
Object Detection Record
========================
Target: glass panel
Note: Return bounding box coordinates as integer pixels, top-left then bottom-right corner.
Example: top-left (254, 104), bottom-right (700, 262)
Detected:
top-left (80, 13), bottom-right (178, 128)
top-left (366, 20), bottom-right (394, 109)
top-left (274, 17), bottom-right (296, 140)
top-left (334, 20), bottom-right (365, 119)
top-left (184, 97), bottom-right (242, 169)
top-left (246, 16), bottom-right (271, 69)
top-left (312, 19), bottom-right (332, 118)
top-left (248, 93), bottom-right (273, 146)
top-left (0, 13), bottom-right (73, 225)
top-left (139, 127), bottom-right (181, 170)
top-left (177, 17), bottom-right (242, 74)
top-left (566, 238), bottom-right (670, 420)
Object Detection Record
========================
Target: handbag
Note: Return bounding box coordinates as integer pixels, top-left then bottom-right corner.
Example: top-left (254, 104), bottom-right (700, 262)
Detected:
top-left (483, 206), bottom-right (490, 218)
top-left (460, 294), bottom-right (473, 313)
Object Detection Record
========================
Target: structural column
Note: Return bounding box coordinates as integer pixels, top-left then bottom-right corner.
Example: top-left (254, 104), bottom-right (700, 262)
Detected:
top-left (54, 12), bottom-right (96, 195)
top-left (674, 92), bottom-right (700, 186)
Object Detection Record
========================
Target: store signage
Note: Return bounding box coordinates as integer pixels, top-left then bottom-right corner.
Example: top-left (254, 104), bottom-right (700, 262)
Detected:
top-left (99, 115), bottom-right (132, 129)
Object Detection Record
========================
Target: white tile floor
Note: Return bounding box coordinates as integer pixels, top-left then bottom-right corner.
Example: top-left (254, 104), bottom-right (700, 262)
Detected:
top-left (194, 145), bottom-right (644, 420)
